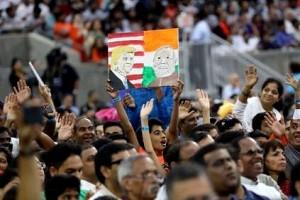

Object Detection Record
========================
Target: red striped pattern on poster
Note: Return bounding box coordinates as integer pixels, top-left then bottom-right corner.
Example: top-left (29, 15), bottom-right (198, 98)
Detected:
top-left (108, 31), bottom-right (144, 88)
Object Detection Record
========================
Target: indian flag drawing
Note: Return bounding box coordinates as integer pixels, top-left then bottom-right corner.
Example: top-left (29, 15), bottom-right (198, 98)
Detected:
top-left (108, 28), bottom-right (179, 89)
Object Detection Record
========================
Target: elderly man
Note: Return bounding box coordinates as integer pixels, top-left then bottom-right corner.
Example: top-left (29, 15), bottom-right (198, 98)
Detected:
top-left (149, 46), bottom-right (178, 87)
top-left (118, 155), bottom-right (161, 200)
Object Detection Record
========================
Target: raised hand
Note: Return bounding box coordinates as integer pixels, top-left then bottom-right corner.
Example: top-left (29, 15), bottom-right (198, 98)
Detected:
top-left (123, 94), bottom-right (136, 108)
top-left (140, 98), bottom-right (154, 119)
top-left (244, 66), bottom-right (258, 89)
top-left (57, 113), bottom-right (76, 141)
top-left (38, 85), bottom-right (52, 101)
top-left (106, 81), bottom-right (119, 99)
top-left (172, 80), bottom-right (184, 101)
top-left (264, 112), bottom-right (285, 137)
top-left (196, 89), bottom-right (210, 111)
top-left (13, 79), bottom-right (31, 104)
top-left (178, 100), bottom-right (194, 120)
top-left (286, 73), bottom-right (298, 90)
top-left (3, 93), bottom-right (19, 120)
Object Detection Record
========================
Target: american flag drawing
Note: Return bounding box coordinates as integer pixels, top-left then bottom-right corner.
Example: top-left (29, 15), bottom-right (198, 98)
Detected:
top-left (108, 32), bottom-right (144, 88)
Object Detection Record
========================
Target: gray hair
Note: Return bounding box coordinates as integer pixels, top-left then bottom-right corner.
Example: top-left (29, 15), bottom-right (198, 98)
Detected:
top-left (117, 154), bottom-right (148, 184)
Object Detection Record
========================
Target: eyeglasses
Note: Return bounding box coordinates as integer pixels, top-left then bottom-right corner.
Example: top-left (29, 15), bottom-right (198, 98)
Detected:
top-left (240, 149), bottom-right (264, 157)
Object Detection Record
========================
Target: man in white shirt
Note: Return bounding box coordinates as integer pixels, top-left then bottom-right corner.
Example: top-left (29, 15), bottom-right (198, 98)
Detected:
top-left (233, 136), bottom-right (284, 200)
top-left (190, 11), bottom-right (211, 44)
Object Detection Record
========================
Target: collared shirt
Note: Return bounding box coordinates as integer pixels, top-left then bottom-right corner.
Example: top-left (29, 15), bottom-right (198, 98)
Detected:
top-left (89, 185), bottom-right (121, 200)
top-left (241, 176), bottom-right (281, 200)
top-left (229, 186), bottom-right (271, 200)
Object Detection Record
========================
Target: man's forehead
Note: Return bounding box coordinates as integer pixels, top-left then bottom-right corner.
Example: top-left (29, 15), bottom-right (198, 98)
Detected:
top-left (112, 150), bottom-right (130, 160)
top-left (291, 119), bottom-right (300, 125)
top-left (76, 118), bottom-right (93, 127)
top-left (133, 157), bottom-right (155, 171)
top-left (239, 137), bottom-right (258, 148)
top-left (205, 149), bottom-right (230, 162)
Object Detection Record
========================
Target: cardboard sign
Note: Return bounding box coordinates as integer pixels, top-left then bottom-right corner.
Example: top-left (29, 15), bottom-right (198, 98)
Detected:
top-left (108, 28), bottom-right (179, 90)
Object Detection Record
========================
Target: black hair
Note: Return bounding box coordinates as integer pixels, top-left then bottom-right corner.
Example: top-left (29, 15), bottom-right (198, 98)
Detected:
top-left (193, 124), bottom-right (217, 133)
top-left (215, 130), bottom-right (245, 144)
top-left (164, 140), bottom-right (194, 166)
top-left (290, 62), bottom-right (300, 74)
top-left (0, 146), bottom-right (12, 165)
top-left (248, 130), bottom-right (268, 139)
top-left (10, 57), bottom-right (20, 69)
top-left (261, 78), bottom-right (284, 97)
top-left (94, 143), bottom-right (131, 184)
top-left (42, 142), bottom-right (81, 169)
top-left (291, 162), bottom-right (300, 197)
top-left (45, 175), bottom-right (80, 200)
top-left (103, 121), bottom-right (123, 134)
top-left (92, 138), bottom-right (113, 151)
top-left (107, 133), bottom-right (128, 142)
top-left (188, 131), bottom-right (210, 143)
top-left (136, 118), bottom-right (164, 149)
top-left (252, 112), bottom-right (267, 131)
top-left (166, 162), bottom-right (206, 199)
top-left (94, 196), bottom-right (118, 200)
top-left (0, 126), bottom-right (10, 135)
top-left (215, 118), bottom-right (242, 133)
top-left (3, 186), bottom-right (17, 200)
top-left (191, 143), bottom-right (228, 166)
top-left (148, 118), bottom-right (164, 133)
top-left (0, 168), bottom-right (18, 188)
top-left (262, 140), bottom-right (287, 185)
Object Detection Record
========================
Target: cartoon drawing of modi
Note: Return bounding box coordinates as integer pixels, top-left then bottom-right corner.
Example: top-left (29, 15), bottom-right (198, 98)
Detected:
top-left (109, 46), bottom-right (136, 90)
top-left (149, 45), bottom-right (178, 87)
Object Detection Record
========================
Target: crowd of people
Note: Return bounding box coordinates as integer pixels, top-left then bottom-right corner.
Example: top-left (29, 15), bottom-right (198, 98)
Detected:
top-left (3, 0), bottom-right (300, 62)
top-left (1, 60), bottom-right (300, 200)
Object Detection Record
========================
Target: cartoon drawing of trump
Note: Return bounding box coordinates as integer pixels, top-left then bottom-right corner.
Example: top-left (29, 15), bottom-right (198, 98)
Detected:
top-left (109, 46), bottom-right (136, 90)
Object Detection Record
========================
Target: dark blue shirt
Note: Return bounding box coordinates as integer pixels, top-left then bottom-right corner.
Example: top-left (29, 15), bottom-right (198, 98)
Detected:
top-left (230, 186), bottom-right (271, 200)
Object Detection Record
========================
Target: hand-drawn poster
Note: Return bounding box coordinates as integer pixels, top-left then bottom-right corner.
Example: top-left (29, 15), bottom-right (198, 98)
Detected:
top-left (108, 28), bottom-right (179, 90)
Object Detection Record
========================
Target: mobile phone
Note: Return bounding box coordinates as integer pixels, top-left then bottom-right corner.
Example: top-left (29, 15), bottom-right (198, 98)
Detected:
top-left (23, 106), bottom-right (44, 125)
